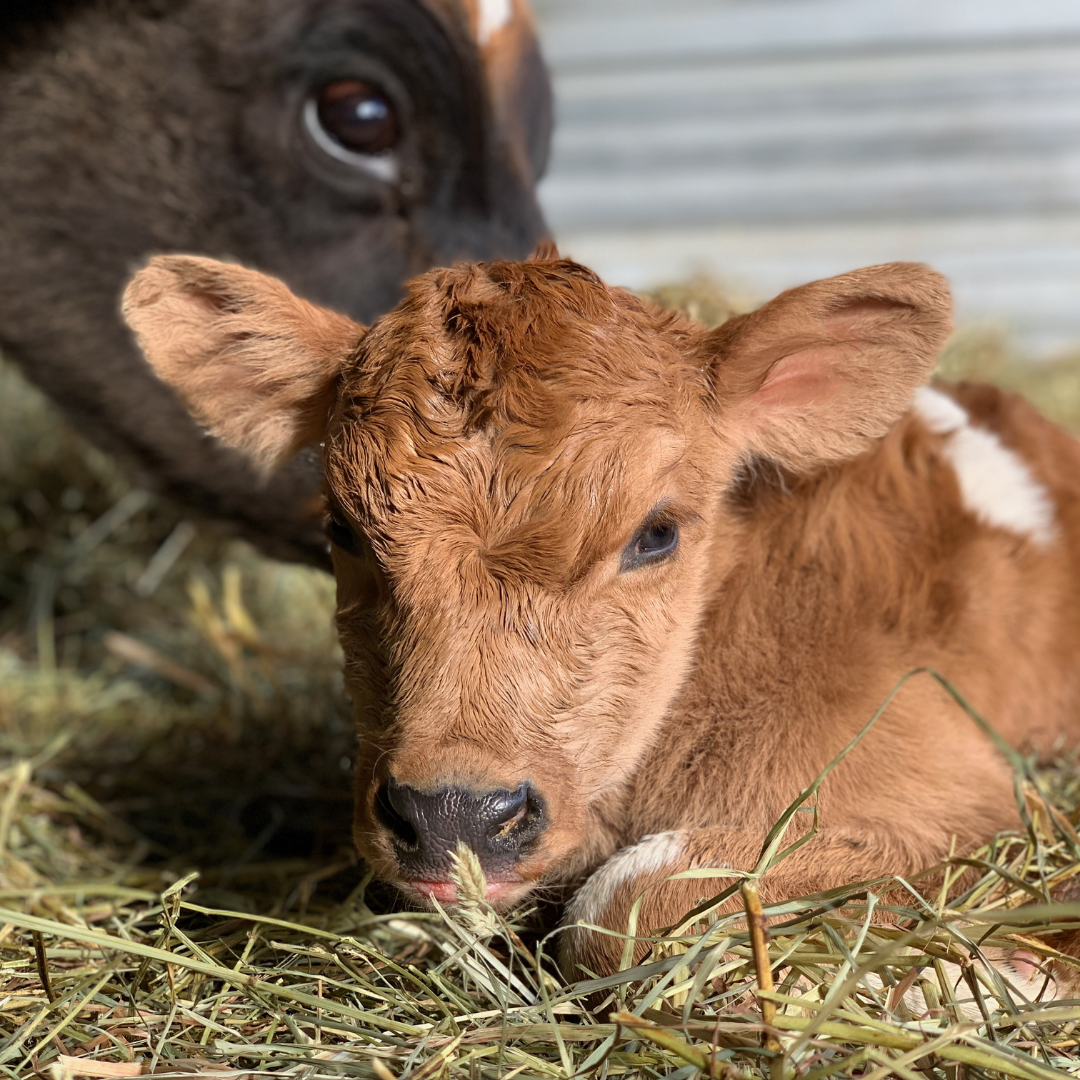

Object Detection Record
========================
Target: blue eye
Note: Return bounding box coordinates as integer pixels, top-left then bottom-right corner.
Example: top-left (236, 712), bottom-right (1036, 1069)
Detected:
top-left (621, 518), bottom-right (679, 572)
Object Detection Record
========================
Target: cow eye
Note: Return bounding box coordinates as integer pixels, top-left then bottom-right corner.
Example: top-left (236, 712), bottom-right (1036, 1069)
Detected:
top-left (325, 511), bottom-right (364, 557)
top-left (315, 80), bottom-right (398, 153)
top-left (305, 80), bottom-right (400, 178)
top-left (620, 517), bottom-right (679, 572)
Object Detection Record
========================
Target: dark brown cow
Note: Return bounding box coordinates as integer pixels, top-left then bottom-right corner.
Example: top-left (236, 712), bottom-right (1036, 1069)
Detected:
top-left (0, 0), bottom-right (550, 564)
top-left (120, 250), bottom-right (1080, 983)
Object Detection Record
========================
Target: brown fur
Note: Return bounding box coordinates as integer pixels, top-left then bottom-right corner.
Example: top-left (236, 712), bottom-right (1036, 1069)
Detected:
top-left (121, 250), bottom-right (1080, 978)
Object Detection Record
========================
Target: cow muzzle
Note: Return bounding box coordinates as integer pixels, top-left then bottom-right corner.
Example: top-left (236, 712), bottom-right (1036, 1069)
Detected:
top-left (374, 777), bottom-right (547, 903)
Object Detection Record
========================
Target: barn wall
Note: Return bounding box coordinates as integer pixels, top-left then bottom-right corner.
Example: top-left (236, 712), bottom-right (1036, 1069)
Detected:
top-left (532, 0), bottom-right (1080, 355)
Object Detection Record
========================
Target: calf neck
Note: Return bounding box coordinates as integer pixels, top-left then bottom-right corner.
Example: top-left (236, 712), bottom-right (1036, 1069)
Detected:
top-left (121, 252), bottom-right (1080, 974)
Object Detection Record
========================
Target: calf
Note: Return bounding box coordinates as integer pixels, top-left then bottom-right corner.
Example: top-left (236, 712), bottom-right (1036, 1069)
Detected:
top-left (121, 250), bottom-right (1080, 977)
top-left (0, 0), bottom-right (550, 565)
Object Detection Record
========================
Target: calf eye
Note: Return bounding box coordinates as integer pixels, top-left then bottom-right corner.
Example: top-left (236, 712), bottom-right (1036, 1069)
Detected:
top-left (620, 518), bottom-right (679, 572)
top-left (314, 79), bottom-right (399, 154)
top-left (326, 512), bottom-right (364, 557)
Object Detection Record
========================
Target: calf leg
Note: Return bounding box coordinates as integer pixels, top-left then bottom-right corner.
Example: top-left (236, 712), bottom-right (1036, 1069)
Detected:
top-left (560, 826), bottom-right (1075, 1010)
top-left (559, 826), bottom-right (952, 980)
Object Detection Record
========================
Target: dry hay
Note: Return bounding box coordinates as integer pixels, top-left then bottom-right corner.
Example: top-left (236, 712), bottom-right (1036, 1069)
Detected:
top-left (2, 287), bottom-right (1080, 1078)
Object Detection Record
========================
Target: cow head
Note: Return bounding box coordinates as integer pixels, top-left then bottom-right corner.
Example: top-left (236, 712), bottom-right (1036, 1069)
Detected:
top-left (122, 251), bottom-right (951, 904)
top-left (0, 0), bottom-right (551, 564)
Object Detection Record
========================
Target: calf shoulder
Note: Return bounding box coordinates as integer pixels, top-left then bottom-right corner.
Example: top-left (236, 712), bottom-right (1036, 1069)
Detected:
top-left (613, 382), bottom-right (1080, 875)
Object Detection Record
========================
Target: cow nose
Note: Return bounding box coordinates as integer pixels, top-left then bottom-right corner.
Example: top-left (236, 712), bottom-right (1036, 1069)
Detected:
top-left (375, 777), bottom-right (546, 879)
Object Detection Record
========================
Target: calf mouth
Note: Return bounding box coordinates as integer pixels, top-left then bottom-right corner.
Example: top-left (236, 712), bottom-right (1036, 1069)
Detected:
top-left (405, 877), bottom-right (536, 907)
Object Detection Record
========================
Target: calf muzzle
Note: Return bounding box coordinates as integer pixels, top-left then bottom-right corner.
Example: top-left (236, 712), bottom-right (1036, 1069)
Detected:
top-left (375, 777), bottom-right (547, 886)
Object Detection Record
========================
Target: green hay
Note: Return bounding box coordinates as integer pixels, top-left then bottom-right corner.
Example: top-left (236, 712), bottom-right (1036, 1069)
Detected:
top-left (3, 286), bottom-right (1080, 1077)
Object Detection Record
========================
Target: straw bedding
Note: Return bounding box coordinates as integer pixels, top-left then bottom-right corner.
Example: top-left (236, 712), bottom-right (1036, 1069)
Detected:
top-left (3, 289), bottom-right (1080, 1078)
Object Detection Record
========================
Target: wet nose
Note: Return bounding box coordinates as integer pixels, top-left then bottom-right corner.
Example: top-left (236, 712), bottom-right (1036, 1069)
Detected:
top-left (375, 777), bottom-right (547, 879)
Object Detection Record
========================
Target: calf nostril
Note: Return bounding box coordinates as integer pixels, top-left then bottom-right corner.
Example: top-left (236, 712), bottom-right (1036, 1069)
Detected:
top-left (484, 782), bottom-right (545, 848)
top-left (375, 781), bottom-right (418, 848)
top-left (483, 783), bottom-right (529, 829)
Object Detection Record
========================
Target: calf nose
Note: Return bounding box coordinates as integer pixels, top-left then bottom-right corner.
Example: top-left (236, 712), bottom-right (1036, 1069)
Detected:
top-left (375, 777), bottom-right (546, 879)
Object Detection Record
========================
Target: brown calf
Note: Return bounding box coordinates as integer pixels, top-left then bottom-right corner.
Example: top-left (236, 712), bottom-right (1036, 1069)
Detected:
top-left (121, 251), bottom-right (1080, 978)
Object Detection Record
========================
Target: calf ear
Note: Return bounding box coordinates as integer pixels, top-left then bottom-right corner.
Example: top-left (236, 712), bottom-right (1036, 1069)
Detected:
top-left (704, 263), bottom-right (952, 469)
top-left (122, 255), bottom-right (363, 475)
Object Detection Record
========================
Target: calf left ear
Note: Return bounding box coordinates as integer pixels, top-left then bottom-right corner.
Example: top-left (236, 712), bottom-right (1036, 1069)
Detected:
top-left (703, 263), bottom-right (952, 469)
top-left (122, 256), bottom-right (363, 476)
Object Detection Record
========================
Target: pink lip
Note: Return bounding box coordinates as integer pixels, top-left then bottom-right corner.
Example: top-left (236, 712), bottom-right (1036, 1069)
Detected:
top-left (411, 880), bottom-right (522, 904)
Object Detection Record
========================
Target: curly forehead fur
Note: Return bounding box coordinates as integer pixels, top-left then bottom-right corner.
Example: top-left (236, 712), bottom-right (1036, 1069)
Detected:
top-left (325, 258), bottom-right (707, 587)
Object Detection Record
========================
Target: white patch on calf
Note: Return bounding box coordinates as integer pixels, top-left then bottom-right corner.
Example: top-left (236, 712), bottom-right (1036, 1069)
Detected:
top-left (948, 424), bottom-right (1057, 545)
top-left (475, 0), bottom-right (513, 46)
top-left (566, 831), bottom-right (688, 928)
top-left (912, 385), bottom-right (967, 435)
top-left (912, 386), bottom-right (1057, 546)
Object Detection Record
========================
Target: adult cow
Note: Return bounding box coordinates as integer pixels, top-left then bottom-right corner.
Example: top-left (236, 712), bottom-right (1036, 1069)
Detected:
top-left (0, 0), bottom-right (551, 565)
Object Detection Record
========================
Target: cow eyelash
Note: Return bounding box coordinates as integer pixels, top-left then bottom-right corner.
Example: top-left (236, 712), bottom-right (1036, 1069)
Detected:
top-left (620, 514), bottom-right (679, 573)
top-left (325, 510), bottom-right (365, 557)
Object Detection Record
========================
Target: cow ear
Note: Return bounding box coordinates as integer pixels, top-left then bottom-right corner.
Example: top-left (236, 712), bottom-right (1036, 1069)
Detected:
top-left (703, 263), bottom-right (952, 469)
top-left (122, 256), bottom-right (363, 475)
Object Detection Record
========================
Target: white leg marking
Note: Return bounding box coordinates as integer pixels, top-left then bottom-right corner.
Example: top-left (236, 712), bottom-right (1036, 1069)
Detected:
top-left (912, 387), bottom-right (1057, 546)
top-left (566, 831), bottom-right (688, 928)
top-left (476, 0), bottom-right (513, 46)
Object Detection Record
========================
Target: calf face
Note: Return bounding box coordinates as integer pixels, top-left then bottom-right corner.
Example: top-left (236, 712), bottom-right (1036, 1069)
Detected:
top-left (122, 252), bottom-right (951, 905)
top-left (0, 0), bottom-right (550, 565)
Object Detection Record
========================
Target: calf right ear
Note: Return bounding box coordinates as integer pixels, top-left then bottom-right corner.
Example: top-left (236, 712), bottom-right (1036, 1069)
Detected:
top-left (703, 262), bottom-right (952, 470)
top-left (122, 256), bottom-right (363, 475)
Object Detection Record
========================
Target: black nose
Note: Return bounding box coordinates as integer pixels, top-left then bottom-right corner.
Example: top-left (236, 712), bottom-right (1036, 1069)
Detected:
top-left (375, 777), bottom-right (547, 879)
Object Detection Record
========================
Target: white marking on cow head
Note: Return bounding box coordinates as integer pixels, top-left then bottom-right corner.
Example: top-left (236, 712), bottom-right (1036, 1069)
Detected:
top-left (476, 0), bottom-right (513, 46)
top-left (565, 831), bottom-right (689, 929)
top-left (913, 387), bottom-right (1057, 546)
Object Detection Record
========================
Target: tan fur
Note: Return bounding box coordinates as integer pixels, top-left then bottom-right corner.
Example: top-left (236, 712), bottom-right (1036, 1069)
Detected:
top-left (121, 251), bottom-right (1080, 979)
top-left (122, 257), bottom-right (362, 474)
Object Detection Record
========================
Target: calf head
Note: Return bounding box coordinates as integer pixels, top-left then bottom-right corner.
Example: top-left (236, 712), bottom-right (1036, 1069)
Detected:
top-left (122, 252), bottom-right (951, 904)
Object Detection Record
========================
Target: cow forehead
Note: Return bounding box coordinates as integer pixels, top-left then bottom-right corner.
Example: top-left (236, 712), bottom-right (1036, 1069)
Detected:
top-left (333, 260), bottom-right (702, 473)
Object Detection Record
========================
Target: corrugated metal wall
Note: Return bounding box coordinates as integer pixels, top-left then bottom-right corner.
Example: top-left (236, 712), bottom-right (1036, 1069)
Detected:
top-left (532, 0), bottom-right (1080, 354)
